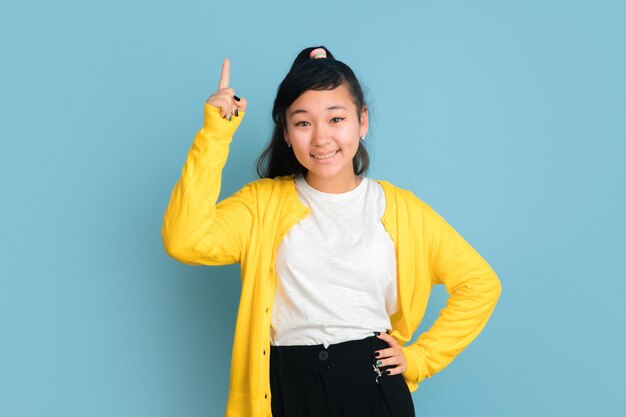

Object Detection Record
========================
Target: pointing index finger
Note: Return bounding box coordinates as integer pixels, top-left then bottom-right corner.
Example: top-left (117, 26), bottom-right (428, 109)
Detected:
top-left (218, 58), bottom-right (230, 90)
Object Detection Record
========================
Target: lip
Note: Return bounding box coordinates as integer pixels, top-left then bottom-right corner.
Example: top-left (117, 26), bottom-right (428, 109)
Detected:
top-left (311, 150), bottom-right (339, 161)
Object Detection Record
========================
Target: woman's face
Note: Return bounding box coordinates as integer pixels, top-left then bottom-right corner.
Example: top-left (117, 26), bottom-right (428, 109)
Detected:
top-left (284, 84), bottom-right (368, 193)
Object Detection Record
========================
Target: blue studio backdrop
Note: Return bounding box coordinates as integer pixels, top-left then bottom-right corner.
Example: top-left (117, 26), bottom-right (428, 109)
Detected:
top-left (1, 1), bottom-right (625, 416)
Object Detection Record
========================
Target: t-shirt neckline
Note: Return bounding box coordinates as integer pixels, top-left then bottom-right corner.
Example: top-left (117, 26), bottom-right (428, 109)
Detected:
top-left (295, 176), bottom-right (368, 201)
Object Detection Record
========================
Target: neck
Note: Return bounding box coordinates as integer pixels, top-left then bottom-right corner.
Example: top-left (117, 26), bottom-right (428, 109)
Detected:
top-left (304, 174), bottom-right (361, 194)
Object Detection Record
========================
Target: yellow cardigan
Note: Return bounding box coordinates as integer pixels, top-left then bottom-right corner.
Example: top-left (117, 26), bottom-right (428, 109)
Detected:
top-left (162, 105), bottom-right (501, 417)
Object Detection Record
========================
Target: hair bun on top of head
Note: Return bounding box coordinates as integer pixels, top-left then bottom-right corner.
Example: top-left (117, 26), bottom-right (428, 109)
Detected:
top-left (288, 46), bottom-right (335, 71)
top-left (309, 48), bottom-right (327, 59)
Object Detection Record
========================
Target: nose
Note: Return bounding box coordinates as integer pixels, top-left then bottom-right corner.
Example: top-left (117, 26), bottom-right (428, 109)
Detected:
top-left (311, 125), bottom-right (331, 147)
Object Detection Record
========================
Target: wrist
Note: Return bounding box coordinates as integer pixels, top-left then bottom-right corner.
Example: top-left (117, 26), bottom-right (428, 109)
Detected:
top-left (203, 103), bottom-right (244, 138)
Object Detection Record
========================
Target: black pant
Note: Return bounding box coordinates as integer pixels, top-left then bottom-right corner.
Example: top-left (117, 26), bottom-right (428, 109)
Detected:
top-left (270, 336), bottom-right (415, 417)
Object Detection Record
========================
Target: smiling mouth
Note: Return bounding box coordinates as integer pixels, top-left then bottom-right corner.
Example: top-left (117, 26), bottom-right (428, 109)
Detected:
top-left (312, 150), bottom-right (339, 160)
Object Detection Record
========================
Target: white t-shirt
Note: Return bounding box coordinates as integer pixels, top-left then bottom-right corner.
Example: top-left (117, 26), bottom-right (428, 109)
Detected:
top-left (270, 176), bottom-right (398, 347)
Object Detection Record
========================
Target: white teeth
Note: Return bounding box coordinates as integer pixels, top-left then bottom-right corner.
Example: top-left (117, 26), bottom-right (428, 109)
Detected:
top-left (313, 150), bottom-right (338, 160)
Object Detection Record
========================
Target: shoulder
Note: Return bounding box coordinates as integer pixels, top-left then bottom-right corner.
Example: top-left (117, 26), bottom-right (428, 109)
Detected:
top-left (243, 175), bottom-right (296, 193)
top-left (228, 176), bottom-right (297, 206)
top-left (372, 179), bottom-right (449, 236)
top-left (373, 179), bottom-right (433, 212)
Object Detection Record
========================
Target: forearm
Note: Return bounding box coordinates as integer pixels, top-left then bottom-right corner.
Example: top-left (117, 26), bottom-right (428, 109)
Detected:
top-left (402, 204), bottom-right (502, 385)
top-left (162, 104), bottom-right (245, 264)
top-left (402, 270), bottom-right (501, 383)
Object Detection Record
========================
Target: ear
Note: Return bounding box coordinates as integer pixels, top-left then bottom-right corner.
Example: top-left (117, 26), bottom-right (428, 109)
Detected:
top-left (359, 106), bottom-right (369, 138)
top-left (283, 127), bottom-right (291, 147)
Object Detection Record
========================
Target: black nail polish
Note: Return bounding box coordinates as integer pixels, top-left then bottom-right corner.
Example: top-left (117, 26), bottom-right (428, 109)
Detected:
top-left (374, 352), bottom-right (380, 357)
top-left (374, 332), bottom-right (380, 336)
top-left (234, 95), bottom-right (241, 101)
top-left (385, 370), bottom-right (391, 375)
top-left (234, 109), bottom-right (239, 117)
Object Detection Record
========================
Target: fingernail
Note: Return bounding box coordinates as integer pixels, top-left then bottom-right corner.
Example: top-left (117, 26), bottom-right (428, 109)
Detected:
top-left (374, 332), bottom-right (380, 336)
top-left (234, 108), bottom-right (239, 117)
top-left (234, 95), bottom-right (241, 101)
top-left (385, 370), bottom-right (391, 375)
top-left (376, 360), bottom-right (382, 366)
top-left (228, 114), bottom-right (232, 121)
top-left (374, 352), bottom-right (380, 357)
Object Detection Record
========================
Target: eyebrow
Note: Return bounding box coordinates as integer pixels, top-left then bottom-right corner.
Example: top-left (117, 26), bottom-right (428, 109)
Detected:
top-left (289, 105), bottom-right (348, 118)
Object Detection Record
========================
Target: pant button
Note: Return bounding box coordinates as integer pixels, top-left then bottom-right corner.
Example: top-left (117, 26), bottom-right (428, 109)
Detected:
top-left (318, 350), bottom-right (329, 361)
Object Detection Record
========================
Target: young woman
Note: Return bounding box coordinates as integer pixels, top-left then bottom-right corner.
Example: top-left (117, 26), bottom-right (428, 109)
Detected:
top-left (162, 46), bottom-right (501, 417)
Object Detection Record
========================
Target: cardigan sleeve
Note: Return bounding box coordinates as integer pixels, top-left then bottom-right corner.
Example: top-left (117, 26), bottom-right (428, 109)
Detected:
top-left (161, 104), bottom-right (253, 266)
top-left (401, 203), bottom-right (502, 386)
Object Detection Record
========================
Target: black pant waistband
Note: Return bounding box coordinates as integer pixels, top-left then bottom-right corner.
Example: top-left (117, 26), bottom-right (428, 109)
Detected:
top-left (270, 335), bottom-right (388, 361)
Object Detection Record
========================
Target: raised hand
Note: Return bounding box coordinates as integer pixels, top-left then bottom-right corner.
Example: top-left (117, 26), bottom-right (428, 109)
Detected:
top-left (205, 58), bottom-right (248, 120)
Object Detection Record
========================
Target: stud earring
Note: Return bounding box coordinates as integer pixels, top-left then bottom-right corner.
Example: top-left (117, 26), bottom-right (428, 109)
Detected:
top-left (360, 135), bottom-right (366, 141)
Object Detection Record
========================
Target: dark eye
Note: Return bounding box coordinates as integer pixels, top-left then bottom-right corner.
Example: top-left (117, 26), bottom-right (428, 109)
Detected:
top-left (295, 121), bottom-right (310, 127)
top-left (331, 117), bottom-right (345, 123)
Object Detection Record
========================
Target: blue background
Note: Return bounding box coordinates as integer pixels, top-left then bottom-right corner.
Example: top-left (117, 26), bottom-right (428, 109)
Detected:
top-left (1, 0), bottom-right (625, 416)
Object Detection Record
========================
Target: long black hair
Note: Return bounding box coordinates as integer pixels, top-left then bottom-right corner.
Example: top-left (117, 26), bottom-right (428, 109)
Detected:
top-left (256, 46), bottom-right (370, 178)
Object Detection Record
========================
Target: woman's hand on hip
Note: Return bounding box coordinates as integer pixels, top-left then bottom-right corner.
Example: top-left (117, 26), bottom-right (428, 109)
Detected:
top-left (374, 332), bottom-right (407, 376)
top-left (205, 58), bottom-right (248, 119)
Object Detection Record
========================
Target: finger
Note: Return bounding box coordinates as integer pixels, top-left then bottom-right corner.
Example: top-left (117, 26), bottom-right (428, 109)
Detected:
top-left (220, 105), bottom-right (233, 120)
top-left (205, 88), bottom-right (235, 103)
top-left (214, 96), bottom-right (234, 119)
top-left (375, 355), bottom-right (401, 368)
top-left (384, 364), bottom-right (406, 376)
top-left (376, 332), bottom-right (399, 347)
top-left (218, 58), bottom-right (230, 90)
top-left (376, 356), bottom-right (407, 376)
top-left (216, 87), bottom-right (235, 96)
top-left (209, 89), bottom-right (235, 119)
top-left (374, 347), bottom-right (397, 359)
top-left (233, 96), bottom-right (248, 113)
